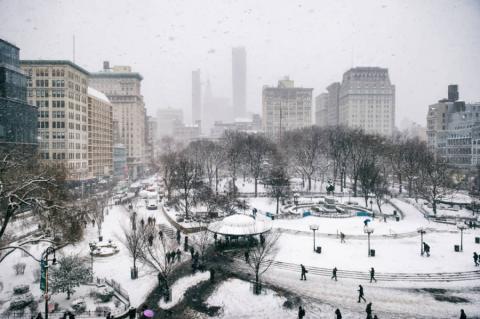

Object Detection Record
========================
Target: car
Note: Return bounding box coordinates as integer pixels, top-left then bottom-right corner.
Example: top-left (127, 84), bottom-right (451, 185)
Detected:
top-left (147, 202), bottom-right (157, 210)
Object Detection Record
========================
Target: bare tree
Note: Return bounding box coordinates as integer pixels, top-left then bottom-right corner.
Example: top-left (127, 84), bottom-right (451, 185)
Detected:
top-left (243, 134), bottom-right (275, 197)
top-left (119, 220), bottom-right (145, 279)
top-left (264, 163), bottom-right (291, 215)
top-left (173, 152), bottom-right (203, 219)
top-left (138, 225), bottom-right (181, 301)
top-left (87, 195), bottom-right (108, 242)
top-left (245, 231), bottom-right (281, 294)
top-left (222, 131), bottom-right (245, 197)
top-left (416, 154), bottom-right (452, 215)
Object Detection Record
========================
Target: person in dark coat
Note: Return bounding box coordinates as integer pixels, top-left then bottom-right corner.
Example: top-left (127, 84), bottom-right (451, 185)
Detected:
top-left (300, 264), bottom-right (307, 280)
top-left (298, 306), bottom-right (305, 319)
top-left (190, 246), bottom-right (195, 258)
top-left (358, 285), bottom-right (366, 303)
top-left (128, 307), bottom-right (136, 319)
top-left (373, 315), bottom-right (379, 319)
top-left (332, 267), bottom-right (338, 281)
top-left (423, 242), bottom-right (431, 257)
top-left (68, 312), bottom-right (75, 319)
top-left (244, 251), bottom-right (250, 263)
top-left (335, 308), bottom-right (342, 319)
top-left (370, 267), bottom-right (377, 283)
top-left (209, 267), bottom-right (215, 283)
top-left (340, 232), bottom-right (346, 243)
top-left (35, 313), bottom-right (43, 319)
top-left (473, 252), bottom-right (478, 266)
top-left (460, 309), bottom-right (467, 319)
top-left (366, 302), bottom-right (373, 319)
top-left (176, 229), bottom-right (181, 244)
top-left (176, 249), bottom-right (182, 262)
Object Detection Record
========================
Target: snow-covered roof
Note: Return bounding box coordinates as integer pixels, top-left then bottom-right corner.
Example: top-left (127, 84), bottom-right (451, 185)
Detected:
top-left (88, 87), bottom-right (110, 104)
top-left (208, 214), bottom-right (272, 236)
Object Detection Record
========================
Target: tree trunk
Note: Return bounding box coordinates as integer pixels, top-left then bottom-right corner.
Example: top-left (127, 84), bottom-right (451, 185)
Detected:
top-left (254, 177), bottom-right (258, 197)
top-left (340, 171), bottom-right (344, 193)
top-left (67, 288), bottom-right (71, 300)
top-left (276, 197), bottom-right (280, 215)
top-left (432, 200), bottom-right (437, 215)
top-left (408, 179), bottom-right (412, 197)
top-left (353, 177), bottom-right (358, 197)
top-left (215, 167), bottom-right (218, 195)
top-left (398, 173), bottom-right (402, 194)
top-left (308, 176), bottom-right (312, 192)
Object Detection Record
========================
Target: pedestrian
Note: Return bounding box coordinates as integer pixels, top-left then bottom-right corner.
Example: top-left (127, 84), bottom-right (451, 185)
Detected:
top-left (383, 215), bottom-right (387, 223)
top-left (460, 309), bottom-right (467, 319)
top-left (332, 267), bottom-right (338, 281)
top-left (298, 306), bottom-right (305, 319)
top-left (106, 313), bottom-right (111, 319)
top-left (190, 246), bottom-right (195, 258)
top-left (176, 248), bottom-right (181, 262)
top-left (474, 252), bottom-right (478, 266)
top-left (335, 308), bottom-right (342, 319)
top-left (423, 243), bottom-right (431, 257)
top-left (366, 302), bottom-right (372, 319)
top-left (176, 229), bottom-right (181, 244)
top-left (340, 232), bottom-right (346, 243)
top-left (35, 313), bottom-right (43, 319)
top-left (128, 307), bottom-right (136, 319)
top-left (358, 285), bottom-right (366, 303)
top-left (209, 267), bottom-right (215, 283)
top-left (373, 316), bottom-right (379, 319)
top-left (140, 219), bottom-right (145, 228)
top-left (68, 312), bottom-right (75, 319)
top-left (148, 234), bottom-right (154, 246)
top-left (300, 264), bottom-right (307, 281)
top-left (244, 250), bottom-right (250, 263)
top-left (62, 312), bottom-right (68, 319)
top-left (370, 267), bottom-right (377, 283)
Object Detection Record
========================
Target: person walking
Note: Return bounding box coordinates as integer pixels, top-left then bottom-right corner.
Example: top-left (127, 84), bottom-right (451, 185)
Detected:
top-left (298, 306), bottom-right (305, 319)
top-left (300, 264), bottom-right (307, 281)
top-left (366, 302), bottom-right (373, 319)
top-left (460, 309), bottom-right (467, 319)
top-left (473, 252), bottom-right (478, 266)
top-left (373, 316), bottom-right (379, 319)
top-left (358, 285), bottom-right (366, 303)
top-left (340, 232), bottom-right (346, 243)
top-left (335, 308), bottom-right (342, 319)
top-left (245, 251), bottom-right (250, 263)
top-left (331, 267), bottom-right (338, 281)
top-left (423, 242), bottom-right (431, 257)
top-left (370, 267), bottom-right (377, 283)
top-left (209, 267), bottom-right (215, 283)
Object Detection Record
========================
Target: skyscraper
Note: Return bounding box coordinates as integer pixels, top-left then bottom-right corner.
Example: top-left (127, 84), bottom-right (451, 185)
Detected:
top-left (0, 39), bottom-right (38, 153)
top-left (339, 67), bottom-right (395, 136)
top-left (232, 47), bottom-right (246, 119)
top-left (90, 62), bottom-right (146, 180)
top-left (192, 69), bottom-right (201, 124)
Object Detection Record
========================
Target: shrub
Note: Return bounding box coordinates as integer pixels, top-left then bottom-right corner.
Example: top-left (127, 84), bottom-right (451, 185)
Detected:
top-left (96, 287), bottom-right (115, 302)
top-left (13, 285), bottom-right (30, 294)
top-left (13, 263), bottom-right (26, 275)
top-left (9, 293), bottom-right (34, 310)
top-left (71, 298), bottom-right (87, 314)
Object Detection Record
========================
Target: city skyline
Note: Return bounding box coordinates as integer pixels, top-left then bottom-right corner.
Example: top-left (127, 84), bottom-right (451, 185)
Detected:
top-left (1, 0), bottom-right (479, 127)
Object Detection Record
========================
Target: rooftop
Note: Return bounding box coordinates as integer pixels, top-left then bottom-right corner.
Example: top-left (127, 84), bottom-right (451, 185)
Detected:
top-left (0, 38), bottom-right (19, 50)
top-left (20, 60), bottom-right (90, 75)
top-left (87, 87), bottom-right (110, 104)
top-left (90, 71), bottom-right (143, 81)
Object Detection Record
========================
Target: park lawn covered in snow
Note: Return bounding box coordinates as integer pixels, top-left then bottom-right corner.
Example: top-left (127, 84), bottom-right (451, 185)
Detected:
top-left (158, 271), bottom-right (210, 309)
top-left (206, 278), bottom-right (296, 319)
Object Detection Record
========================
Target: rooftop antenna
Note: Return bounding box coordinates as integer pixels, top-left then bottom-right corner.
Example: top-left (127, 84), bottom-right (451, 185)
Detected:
top-left (73, 35), bottom-right (76, 63)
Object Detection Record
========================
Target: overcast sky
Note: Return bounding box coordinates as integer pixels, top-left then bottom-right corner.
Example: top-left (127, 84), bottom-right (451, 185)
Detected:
top-left (1, 0), bottom-right (479, 127)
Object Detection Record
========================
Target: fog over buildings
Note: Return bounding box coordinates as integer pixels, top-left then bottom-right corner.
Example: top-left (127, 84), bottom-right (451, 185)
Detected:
top-left (1, 0), bottom-right (479, 128)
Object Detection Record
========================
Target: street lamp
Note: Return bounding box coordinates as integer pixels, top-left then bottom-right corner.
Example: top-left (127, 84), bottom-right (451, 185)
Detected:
top-left (309, 224), bottom-right (319, 252)
top-left (417, 227), bottom-right (426, 256)
top-left (88, 242), bottom-right (95, 281)
top-left (364, 226), bottom-right (374, 257)
top-left (457, 223), bottom-right (468, 252)
top-left (41, 246), bottom-right (56, 319)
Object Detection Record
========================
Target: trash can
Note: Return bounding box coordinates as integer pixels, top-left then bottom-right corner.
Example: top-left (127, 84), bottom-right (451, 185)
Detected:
top-left (370, 249), bottom-right (376, 257)
top-left (395, 217), bottom-right (400, 222)
top-left (475, 237), bottom-right (480, 244)
top-left (316, 246), bottom-right (322, 254)
top-left (454, 245), bottom-right (460, 252)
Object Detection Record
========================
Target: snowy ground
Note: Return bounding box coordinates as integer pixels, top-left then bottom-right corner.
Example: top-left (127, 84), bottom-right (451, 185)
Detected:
top-left (158, 271), bottom-right (209, 309)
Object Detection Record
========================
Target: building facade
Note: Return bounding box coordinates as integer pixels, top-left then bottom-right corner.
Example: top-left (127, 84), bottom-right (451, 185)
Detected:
top-left (0, 39), bottom-right (38, 152)
top-left (427, 85), bottom-right (480, 168)
top-left (90, 62), bottom-right (146, 180)
top-left (232, 47), bottom-right (246, 119)
top-left (157, 107), bottom-right (183, 137)
top-left (326, 82), bottom-right (341, 126)
top-left (339, 67), bottom-right (395, 136)
top-left (87, 87), bottom-right (113, 178)
top-left (113, 143), bottom-right (127, 181)
top-left (173, 122), bottom-right (201, 144)
top-left (192, 69), bottom-right (201, 124)
top-left (21, 60), bottom-right (90, 180)
top-left (262, 77), bottom-right (313, 139)
top-left (315, 93), bottom-right (328, 127)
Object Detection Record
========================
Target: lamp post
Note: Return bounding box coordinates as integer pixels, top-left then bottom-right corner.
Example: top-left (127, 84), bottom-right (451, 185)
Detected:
top-left (417, 227), bottom-right (426, 256)
top-left (309, 224), bottom-right (319, 252)
top-left (364, 226), bottom-right (374, 257)
top-left (457, 223), bottom-right (467, 252)
top-left (41, 246), bottom-right (56, 319)
top-left (88, 242), bottom-right (95, 281)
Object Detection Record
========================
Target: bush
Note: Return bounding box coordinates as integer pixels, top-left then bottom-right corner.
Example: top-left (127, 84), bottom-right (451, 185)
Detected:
top-left (95, 306), bottom-right (111, 316)
top-left (96, 287), bottom-right (115, 302)
top-left (13, 285), bottom-right (30, 294)
top-left (13, 263), bottom-right (26, 275)
top-left (71, 298), bottom-right (87, 314)
top-left (9, 293), bottom-right (34, 310)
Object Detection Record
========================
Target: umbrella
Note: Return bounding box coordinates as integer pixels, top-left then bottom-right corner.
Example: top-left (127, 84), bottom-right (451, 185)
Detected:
top-left (364, 219), bottom-right (371, 224)
top-left (143, 310), bottom-right (154, 318)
